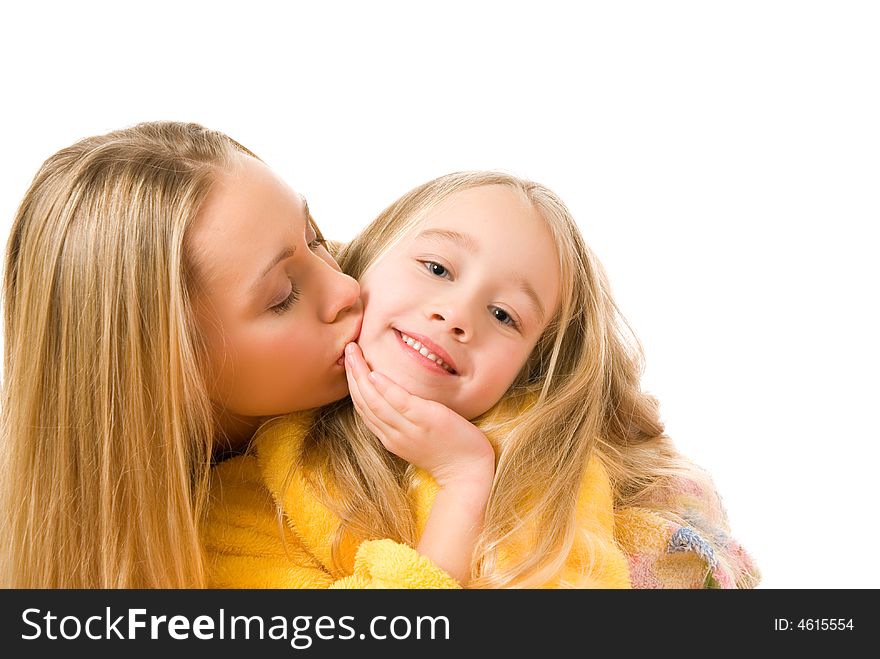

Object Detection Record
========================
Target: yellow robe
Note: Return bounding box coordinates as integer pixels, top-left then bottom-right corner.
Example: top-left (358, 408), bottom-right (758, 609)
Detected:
top-left (202, 411), bottom-right (632, 589)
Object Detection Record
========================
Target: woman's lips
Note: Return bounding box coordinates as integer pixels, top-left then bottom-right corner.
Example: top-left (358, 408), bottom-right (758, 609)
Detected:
top-left (336, 316), bottom-right (364, 366)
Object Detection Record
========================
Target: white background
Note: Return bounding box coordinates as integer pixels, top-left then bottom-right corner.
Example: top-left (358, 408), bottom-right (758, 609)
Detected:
top-left (2, 1), bottom-right (878, 588)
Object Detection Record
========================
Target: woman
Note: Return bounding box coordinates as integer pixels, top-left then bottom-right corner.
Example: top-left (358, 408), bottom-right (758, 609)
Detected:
top-left (1, 121), bottom-right (362, 587)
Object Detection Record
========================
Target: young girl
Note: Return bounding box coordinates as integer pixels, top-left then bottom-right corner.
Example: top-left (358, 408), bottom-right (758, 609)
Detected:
top-left (204, 172), bottom-right (760, 588)
top-left (0, 121), bottom-right (364, 587)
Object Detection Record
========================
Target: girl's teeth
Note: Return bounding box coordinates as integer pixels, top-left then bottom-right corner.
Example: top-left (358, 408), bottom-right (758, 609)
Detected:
top-left (399, 332), bottom-right (455, 373)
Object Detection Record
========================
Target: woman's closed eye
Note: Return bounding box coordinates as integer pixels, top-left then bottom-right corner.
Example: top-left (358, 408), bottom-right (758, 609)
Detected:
top-left (271, 282), bottom-right (301, 314)
top-left (270, 221), bottom-right (325, 315)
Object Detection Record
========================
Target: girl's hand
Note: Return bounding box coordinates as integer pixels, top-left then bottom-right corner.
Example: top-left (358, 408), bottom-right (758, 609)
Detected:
top-left (343, 342), bottom-right (495, 489)
top-left (344, 341), bottom-right (494, 585)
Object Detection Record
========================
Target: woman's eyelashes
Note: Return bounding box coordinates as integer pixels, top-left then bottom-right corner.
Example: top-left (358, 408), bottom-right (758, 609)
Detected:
top-left (270, 231), bottom-right (325, 315)
top-left (419, 259), bottom-right (521, 330)
top-left (271, 282), bottom-right (301, 314)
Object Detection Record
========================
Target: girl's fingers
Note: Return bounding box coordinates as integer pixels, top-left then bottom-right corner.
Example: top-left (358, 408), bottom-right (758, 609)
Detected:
top-left (350, 399), bottom-right (387, 443)
top-left (347, 343), bottom-right (425, 425)
top-left (345, 354), bottom-right (385, 431)
top-left (366, 370), bottom-right (421, 421)
top-left (345, 344), bottom-right (413, 435)
top-left (345, 350), bottom-right (409, 453)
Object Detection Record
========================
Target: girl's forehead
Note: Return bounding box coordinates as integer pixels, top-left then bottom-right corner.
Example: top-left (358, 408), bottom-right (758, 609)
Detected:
top-left (413, 187), bottom-right (549, 247)
top-left (431, 184), bottom-right (531, 217)
top-left (364, 184), bottom-right (558, 283)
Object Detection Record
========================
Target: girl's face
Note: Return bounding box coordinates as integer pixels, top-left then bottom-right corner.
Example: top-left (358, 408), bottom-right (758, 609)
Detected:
top-left (189, 154), bottom-right (363, 429)
top-left (357, 185), bottom-right (561, 420)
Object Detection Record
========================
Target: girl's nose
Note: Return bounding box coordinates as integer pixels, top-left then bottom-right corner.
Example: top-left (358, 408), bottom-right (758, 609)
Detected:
top-left (429, 306), bottom-right (472, 341)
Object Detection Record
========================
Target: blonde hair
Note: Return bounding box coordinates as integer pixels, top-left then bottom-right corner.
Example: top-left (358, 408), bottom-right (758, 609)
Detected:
top-left (297, 171), bottom-right (738, 588)
top-left (1, 121), bottom-right (254, 587)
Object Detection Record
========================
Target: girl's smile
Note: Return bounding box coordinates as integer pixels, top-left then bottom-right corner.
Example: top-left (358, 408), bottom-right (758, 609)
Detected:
top-left (395, 329), bottom-right (458, 375)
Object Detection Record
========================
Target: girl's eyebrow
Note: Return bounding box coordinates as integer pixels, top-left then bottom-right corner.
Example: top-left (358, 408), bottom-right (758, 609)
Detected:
top-left (415, 228), bottom-right (479, 253)
top-left (415, 228), bottom-right (545, 322)
top-left (515, 276), bottom-right (546, 323)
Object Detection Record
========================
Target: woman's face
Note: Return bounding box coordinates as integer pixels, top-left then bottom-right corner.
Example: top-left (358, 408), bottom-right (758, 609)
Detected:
top-left (356, 185), bottom-right (560, 420)
top-left (188, 154), bottom-right (362, 430)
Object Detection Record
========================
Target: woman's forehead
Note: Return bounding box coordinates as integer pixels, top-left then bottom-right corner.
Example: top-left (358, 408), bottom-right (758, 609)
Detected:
top-left (187, 157), bottom-right (308, 290)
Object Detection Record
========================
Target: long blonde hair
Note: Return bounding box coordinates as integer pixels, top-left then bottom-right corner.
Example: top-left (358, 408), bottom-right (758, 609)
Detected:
top-left (1, 121), bottom-right (254, 587)
top-left (300, 171), bottom-right (729, 587)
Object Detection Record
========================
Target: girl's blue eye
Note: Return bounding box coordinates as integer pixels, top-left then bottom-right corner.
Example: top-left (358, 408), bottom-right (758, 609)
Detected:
top-left (424, 261), bottom-right (449, 278)
top-left (492, 307), bottom-right (518, 328)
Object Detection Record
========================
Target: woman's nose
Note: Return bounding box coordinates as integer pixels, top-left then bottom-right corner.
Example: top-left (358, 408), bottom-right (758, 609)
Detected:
top-left (323, 267), bottom-right (361, 323)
